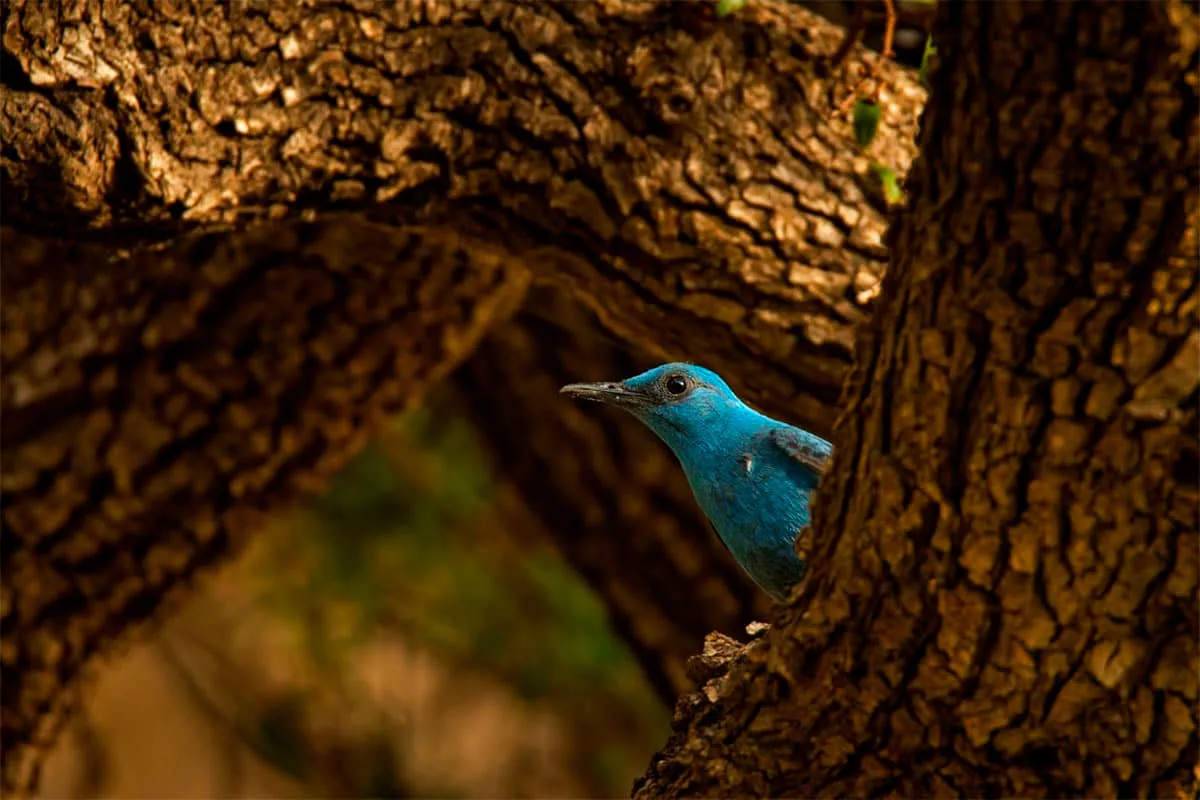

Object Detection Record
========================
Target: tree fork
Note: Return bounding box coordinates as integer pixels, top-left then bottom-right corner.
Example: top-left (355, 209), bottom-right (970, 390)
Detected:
top-left (1, 0), bottom-right (932, 793)
top-left (635, 2), bottom-right (1199, 797)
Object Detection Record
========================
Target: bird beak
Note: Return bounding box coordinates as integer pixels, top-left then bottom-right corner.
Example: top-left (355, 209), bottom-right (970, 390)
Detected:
top-left (559, 381), bottom-right (652, 410)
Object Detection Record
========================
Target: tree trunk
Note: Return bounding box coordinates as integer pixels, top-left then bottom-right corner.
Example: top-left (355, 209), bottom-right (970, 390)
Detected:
top-left (635, 2), bottom-right (1199, 798)
top-left (1, 1), bottom-right (927, 793)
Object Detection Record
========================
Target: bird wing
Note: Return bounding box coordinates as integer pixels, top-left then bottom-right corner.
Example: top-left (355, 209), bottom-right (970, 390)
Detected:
top-left (767, 426), bottom-right (833, 476)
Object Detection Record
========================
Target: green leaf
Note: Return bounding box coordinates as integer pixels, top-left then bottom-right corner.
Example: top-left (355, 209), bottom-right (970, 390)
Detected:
top-left (919, 37), bottom-right (937, 87)
top-left (869, 162), bottom-right (904, 206)
top-left (852, 99), bottom-right (882, 150)
top-left (715, 0), bottom-right (746, 18)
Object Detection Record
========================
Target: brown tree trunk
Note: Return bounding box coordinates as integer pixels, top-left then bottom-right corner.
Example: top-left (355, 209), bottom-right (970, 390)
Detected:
top-left (635, 2), bottom-right (1199, 798)
top-left (1, 1), bottom-right (926, 794)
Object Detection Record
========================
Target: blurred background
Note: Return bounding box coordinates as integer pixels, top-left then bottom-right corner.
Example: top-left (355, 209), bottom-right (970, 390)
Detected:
top-left (37, 401), bottom-right (669, 799)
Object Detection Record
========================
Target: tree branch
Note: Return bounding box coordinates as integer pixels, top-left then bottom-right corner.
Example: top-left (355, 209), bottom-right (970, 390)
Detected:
top-left (2, 0), bottom-right (925, 430)
top-left (0, 220), bottom-right (528, 792)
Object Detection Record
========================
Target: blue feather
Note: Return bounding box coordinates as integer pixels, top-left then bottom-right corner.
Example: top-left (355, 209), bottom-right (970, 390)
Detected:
top-left (561, 363), bottom-right (832, 601)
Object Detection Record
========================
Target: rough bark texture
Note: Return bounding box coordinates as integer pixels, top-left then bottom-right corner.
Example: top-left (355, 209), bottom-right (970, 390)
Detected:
top-left (1, 220), bottom-right (530, 793)
top-left (635, 2), bottom-right (1200, 798)
top-left (1, 0), bottom-right (924, 427)
top-left (1, 1), bottom-right (927, 794)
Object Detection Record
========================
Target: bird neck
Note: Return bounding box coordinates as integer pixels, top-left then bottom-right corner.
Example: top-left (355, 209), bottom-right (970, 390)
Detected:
top-left (649, 404), bottom-right (773, 469)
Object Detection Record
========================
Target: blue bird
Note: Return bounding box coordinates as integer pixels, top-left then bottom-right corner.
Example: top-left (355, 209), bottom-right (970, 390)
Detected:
top-left (560, 363), bottom-right (832, 601)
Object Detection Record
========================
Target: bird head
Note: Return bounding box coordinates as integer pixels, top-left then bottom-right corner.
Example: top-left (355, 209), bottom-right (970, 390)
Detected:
top-left (560, 363), bottom-right (747, 448)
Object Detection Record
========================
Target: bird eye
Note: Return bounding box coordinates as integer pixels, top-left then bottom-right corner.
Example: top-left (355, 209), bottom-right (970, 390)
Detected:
top-left (665, 375), bottom-right (689, 395)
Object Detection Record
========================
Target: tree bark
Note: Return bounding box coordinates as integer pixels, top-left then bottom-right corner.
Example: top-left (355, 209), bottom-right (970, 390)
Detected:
top-left (635, 2), bottom-right (1199, 798)
top-left (1, 1), bottom-right (928, 794)
top-left (2, 0), bottom-right (924, 428)
top-left (0, 220), bottom-right (530, 793)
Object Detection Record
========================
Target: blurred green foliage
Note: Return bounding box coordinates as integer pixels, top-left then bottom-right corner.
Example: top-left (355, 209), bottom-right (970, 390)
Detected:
top-left (853, 98), bottom-right (882, 149)
top-left (866, 161), bottom-right (905, 208)
top-left (715, 0), bottom-right (747, 18)
top-left (248, 406), bottom-right (668, 797)
top-left (919, 35), bottom-right (936, 86)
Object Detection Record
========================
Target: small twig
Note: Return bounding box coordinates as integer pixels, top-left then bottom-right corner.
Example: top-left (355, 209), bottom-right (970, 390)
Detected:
top-left (835, 0), bottom-right (899, 111)
top-left (879, 0), bottom-right (898, 60)
top-left (829, 0), bottom-right (867, 69)
top-left (870, 0), bottom-right (898, 103)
